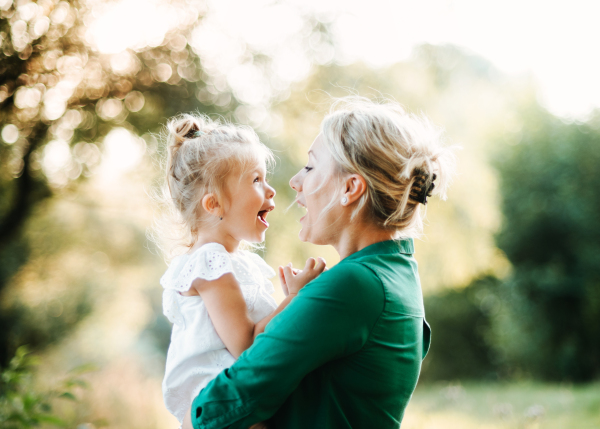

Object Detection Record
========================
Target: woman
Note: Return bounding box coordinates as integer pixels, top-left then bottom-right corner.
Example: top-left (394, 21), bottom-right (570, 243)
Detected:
top-left (183, 96), bottom-right (455, 429)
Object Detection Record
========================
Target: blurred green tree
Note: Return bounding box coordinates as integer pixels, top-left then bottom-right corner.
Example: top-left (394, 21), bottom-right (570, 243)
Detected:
top-left (492, 106), bottom-right (600, 381)
top-left (420, 275), bottom-right (499, 381)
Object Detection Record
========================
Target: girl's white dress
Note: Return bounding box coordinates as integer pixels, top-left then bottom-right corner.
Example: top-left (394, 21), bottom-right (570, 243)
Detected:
top-left (160, 242), bottom-right (278, 423)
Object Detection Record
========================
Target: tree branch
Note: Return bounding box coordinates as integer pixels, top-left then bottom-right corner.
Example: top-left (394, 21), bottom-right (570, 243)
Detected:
top-left (0, 123), bottom-right (51, 251)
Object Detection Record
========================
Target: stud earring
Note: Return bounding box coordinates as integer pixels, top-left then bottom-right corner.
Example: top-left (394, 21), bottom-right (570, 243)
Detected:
top-left (341, 197), bottom-right (348, 205)
top-left (219, 216), bottom-right (223, 221)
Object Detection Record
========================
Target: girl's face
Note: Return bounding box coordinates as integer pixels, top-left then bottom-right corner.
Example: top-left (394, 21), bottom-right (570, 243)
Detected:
top-left (289, 134), bottom-right (342, 245)
top-left (221, 158), bottom-right (276, 244)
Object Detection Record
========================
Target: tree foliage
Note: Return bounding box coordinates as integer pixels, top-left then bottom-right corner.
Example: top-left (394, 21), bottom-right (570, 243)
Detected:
top-left (491, 107), bottom-right (600, 381)
top-left (421, 276), bottom-right (500, 381)
top-left (0, 346), bottom-right (98, 428)
top-left (0, 0), bottom-right (221, 250)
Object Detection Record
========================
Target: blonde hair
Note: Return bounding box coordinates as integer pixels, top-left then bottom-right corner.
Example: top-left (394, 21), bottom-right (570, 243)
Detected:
top-left (320, 96), bottom-right (456, 238)
top-left (153, 113), bottom-right (273, 258)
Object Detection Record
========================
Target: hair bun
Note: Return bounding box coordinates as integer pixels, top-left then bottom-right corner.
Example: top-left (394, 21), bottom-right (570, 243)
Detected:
top-left (183, 124), bottom-right (200, 139)
top-left (168, 115), bottom-right (209, 145)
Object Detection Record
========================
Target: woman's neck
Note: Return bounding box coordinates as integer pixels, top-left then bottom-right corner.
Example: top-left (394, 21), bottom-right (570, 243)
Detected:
top-left (332, 221), bottom-right (396, 260)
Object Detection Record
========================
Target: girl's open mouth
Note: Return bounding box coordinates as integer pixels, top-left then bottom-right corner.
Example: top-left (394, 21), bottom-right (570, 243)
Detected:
top-left (257, 210), bottom-right (270, 227)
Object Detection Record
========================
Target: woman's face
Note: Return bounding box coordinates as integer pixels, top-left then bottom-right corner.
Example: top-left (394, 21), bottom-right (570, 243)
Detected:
top-left (289, 134), bottom-right (342, 245)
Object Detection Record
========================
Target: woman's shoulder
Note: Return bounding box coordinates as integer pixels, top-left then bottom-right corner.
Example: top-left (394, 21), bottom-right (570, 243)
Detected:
top-left (326, 260), bottom-right (381, 283)
top-left (347, 247), bottom-right (424, 318)
top-left (308, 261), bottom-right (385, 304)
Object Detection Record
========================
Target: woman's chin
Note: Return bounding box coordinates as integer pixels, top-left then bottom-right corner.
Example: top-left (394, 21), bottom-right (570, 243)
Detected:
top-left (298, 229), bottom-right (308, 242)
top-left (298, 224), bottom-right (313, 243)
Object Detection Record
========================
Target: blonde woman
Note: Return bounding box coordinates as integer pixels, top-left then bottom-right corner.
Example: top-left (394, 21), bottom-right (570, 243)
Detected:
top-left (183, 96), bottom-right (455, 429)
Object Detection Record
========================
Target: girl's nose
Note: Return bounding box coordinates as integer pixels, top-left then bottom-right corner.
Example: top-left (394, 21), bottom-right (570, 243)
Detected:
top-left (267, 183), bottom-right (276, 199)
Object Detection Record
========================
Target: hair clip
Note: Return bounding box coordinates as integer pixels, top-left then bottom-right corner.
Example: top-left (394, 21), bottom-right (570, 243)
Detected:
top-left (409, 172), bottom-right (437, 205)
top-left (183, 128), bottom-right (206, 139)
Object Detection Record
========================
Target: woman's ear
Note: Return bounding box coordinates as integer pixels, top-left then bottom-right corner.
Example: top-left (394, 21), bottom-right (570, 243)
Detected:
top-left (201, 193), bottom-right (221, 217)
top-left (342, 174), bottom-right (367, 205)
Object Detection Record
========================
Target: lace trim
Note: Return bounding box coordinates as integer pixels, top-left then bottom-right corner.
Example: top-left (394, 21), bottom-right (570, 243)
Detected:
top-left (161, 243), bottom-right (233, 293)
top-left (161, 244), bottom-right (275, 326)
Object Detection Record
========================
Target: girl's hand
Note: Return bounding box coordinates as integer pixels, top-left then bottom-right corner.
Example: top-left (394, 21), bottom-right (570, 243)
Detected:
top-left (278, 266), bottom-right (299, 296)
top-left (279, 257), bottom-right (326, 296)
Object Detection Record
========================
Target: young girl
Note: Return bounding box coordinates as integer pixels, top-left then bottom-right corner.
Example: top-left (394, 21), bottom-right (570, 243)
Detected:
top-left (158, 114), bottom-right (326, 426)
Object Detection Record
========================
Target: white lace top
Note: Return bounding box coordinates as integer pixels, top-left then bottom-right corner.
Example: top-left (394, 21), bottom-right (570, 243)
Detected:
top-left (160, 243), bottom-right (278, 424)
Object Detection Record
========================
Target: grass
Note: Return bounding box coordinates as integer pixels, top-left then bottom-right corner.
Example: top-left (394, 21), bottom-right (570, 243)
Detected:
top-left (403, 381), bottom-right (600, 429)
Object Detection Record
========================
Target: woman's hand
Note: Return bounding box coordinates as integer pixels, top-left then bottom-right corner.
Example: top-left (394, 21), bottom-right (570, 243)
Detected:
top-left (279, 257), bottom-right (326, 296)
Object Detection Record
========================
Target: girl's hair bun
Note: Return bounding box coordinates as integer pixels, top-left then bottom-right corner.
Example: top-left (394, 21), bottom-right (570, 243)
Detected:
top-left (168, 115), bottom-right (215, 147)
top-left (182, 124), bottom-right (200, 140)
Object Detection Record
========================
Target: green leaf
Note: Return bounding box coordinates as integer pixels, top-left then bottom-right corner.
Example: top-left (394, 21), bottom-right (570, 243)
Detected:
top-left (58, 392), bottom-right (77, 401)
top-left (69, 364), bottom-right (99, 375)
top-left (37, 415), bottom-right (66, 426)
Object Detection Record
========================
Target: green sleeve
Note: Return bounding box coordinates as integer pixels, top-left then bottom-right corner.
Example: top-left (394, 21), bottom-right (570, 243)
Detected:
top-left (191, 262), bottom-right (385, 429)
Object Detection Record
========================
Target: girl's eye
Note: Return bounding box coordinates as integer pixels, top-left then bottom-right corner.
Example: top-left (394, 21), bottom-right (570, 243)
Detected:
top-left (254, 177), bottom-right (260, 183)
top-left (304, 166), bottom-right (313, 172)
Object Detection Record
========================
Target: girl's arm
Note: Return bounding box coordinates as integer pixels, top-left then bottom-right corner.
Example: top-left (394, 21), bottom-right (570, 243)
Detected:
top-left (192, 257), bottom-right (326, 358)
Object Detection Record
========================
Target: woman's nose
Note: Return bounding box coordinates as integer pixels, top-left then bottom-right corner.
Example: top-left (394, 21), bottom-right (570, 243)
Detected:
top-left (289, 171), bottom-right (302, 192)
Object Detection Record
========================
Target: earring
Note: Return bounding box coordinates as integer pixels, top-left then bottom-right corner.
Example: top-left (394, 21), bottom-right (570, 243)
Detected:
top-left (219, 216), bottom-right (223, 221)
top-left (341, 197), bottom-right (348, 205)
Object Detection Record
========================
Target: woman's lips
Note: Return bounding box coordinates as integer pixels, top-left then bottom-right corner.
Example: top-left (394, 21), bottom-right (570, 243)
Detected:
top-left (297, 202), bottom-right (307, 222)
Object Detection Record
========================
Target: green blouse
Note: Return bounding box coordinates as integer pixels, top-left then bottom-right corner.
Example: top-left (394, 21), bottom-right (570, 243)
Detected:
top-left (190, 239), bottom-right (431, 429)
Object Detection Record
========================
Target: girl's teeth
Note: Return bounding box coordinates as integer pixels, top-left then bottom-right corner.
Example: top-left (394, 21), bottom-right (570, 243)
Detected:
top-left (257, 213), bottom-right (269, 227)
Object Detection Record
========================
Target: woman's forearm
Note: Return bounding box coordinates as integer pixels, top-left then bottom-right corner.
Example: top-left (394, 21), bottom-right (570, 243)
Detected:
top-left (253, 293), bottom-right (297, 340)
top-left (227, 293), bottom-right (299, 358)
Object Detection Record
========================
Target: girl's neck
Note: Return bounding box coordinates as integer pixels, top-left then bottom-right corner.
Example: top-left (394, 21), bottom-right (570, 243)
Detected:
top-left (192, 231), bottom-right (241, 254)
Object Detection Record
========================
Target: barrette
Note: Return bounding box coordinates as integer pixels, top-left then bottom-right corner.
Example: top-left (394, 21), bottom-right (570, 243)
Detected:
top-left (409, 171), bottom-right (437, 205)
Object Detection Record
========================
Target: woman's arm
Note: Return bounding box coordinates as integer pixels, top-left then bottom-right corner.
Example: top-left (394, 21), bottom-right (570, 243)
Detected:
top-left (193, 258), bottom-right (326, 358)
top-left (184, 262), bottom-right (385, 429)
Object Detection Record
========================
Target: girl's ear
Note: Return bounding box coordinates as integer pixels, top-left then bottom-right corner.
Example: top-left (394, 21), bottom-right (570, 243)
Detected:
top-left (342, 174), bottom-right (367, 205)
top-left (201, 193), bottom-right (221, 217)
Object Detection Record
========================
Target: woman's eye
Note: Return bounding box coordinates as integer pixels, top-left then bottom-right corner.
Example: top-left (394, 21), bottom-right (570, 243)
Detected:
top-left (304, 166), bottom-right (313, 172)
top-left (254, 177), bottom-right (260, 183)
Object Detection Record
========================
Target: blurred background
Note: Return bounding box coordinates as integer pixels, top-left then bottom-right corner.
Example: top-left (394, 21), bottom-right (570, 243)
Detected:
top-left (1, 0), bottom-right (599, 428)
